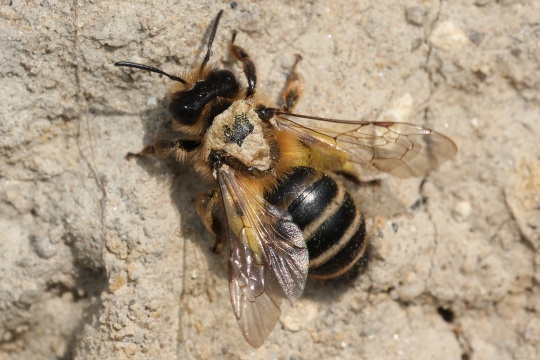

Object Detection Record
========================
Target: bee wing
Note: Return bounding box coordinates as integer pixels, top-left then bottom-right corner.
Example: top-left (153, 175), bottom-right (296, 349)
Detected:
top-left (273, 113), bottom-right (457, 178)
top-left (227, 228), bottom-right (283, 347)
top-left (217, 165), bottom-right (308, 347)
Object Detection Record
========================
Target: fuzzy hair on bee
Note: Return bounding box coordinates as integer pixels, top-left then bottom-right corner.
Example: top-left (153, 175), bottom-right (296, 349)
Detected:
top-left (115, 10), bottom-right (457, 347)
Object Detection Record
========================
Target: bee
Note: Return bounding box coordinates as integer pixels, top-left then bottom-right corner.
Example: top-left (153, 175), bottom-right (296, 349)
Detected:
top-left (115, 10), bottom-right (457, 347)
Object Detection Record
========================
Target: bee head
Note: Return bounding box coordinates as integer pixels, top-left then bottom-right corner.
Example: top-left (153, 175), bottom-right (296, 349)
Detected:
top-left (168, 70), bottom-right (240, 127)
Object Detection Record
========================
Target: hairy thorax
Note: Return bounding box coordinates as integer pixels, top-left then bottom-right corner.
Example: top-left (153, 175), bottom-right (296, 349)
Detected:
top-left (205, 100), bottom-right (279, 175)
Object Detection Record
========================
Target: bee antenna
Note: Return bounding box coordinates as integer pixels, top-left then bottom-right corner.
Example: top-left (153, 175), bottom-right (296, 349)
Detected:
top-left (199, 10), bottom-right (224, 73)
top-left (114, 61), bottom-right (187, 84)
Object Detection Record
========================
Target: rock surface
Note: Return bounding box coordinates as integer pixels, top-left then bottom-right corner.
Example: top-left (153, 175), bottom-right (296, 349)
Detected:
top-left (1, 1), bottom-right (539, 359)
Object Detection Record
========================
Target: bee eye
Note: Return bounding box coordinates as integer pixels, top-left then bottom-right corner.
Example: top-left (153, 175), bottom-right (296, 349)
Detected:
top-left (211, 70), bottom-right (237, 93)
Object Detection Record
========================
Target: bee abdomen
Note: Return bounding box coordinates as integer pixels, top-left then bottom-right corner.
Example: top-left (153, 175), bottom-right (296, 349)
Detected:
top-left (266, 166), bottom-right (368, 279)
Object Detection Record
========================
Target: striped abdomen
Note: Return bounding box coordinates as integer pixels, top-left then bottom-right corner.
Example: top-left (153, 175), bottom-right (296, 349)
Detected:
top-left (265, 166), bottom-right (368, 279)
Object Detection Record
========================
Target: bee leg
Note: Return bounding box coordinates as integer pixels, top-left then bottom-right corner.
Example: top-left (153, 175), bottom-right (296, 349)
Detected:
top-left (334, 170), bottom-right (382, 187)
top-left (230, 30), bottom-right (257, 98)
top-left (126, 143), bottom-right (157, 160)
top-left (126, 139), bottom-right (201, 161)
top-left (281, 54), bottom-right (304, 112)
top-left (334, 170), bottom-right (362, 185)
top-left (196, 188), bottom-right (226, 253)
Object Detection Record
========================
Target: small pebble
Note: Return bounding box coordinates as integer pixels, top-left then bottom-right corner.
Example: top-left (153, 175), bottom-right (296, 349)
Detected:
top-left (31, 235), bottom-right (58, 259)
top-left (405, 6), bottom-right (426, 26)
top-left (453, 201), bottom-right (472, 222)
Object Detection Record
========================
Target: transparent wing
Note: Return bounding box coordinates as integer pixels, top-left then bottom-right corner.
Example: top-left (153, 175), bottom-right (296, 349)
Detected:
top-left (218, 165), bottom-right (308, 347)
top-left (273, 113), bottom-right (458, 178)
top-left (227, 228), bottom-right (282, 348)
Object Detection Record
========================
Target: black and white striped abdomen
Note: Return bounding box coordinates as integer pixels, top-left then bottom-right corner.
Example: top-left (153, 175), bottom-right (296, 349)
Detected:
top-left (265, 166), bottom-right (368, 279)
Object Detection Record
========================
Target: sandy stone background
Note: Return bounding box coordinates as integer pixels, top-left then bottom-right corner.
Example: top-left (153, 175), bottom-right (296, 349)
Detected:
top-left (1, 0), bottom-right (539, 359)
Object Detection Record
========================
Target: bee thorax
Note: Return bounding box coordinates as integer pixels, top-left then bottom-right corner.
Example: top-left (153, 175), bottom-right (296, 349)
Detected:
top-left (206, 100), bottom-right (275, 173)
